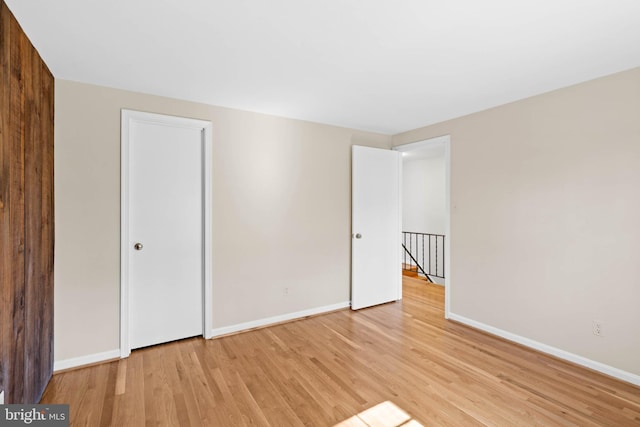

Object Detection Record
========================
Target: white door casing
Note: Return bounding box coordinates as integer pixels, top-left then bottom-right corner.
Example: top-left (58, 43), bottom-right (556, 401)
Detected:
top-left (120, 110), bottom-right (213, 357)
top-left (351, 145), bottom-right (402, 310)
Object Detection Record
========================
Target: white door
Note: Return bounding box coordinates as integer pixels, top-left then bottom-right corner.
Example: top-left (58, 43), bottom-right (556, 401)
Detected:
top-left (122, 111), bottom-right (210, 350)
top-left (351, 145), bottom-right (402, 310)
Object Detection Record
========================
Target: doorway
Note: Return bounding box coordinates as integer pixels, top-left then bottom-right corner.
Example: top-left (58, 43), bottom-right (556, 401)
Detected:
top-left (120, 110), bottom-right (213, 357)
top-left (393, 135), bottom-right (452, 318)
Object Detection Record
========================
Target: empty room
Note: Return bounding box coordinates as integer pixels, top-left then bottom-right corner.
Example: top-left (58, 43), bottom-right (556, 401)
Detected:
top-left (1, 0), bottom-right (639, 426)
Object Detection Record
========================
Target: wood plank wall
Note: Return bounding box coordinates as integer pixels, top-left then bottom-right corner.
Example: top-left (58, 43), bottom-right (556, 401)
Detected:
top-left (0, 0), bottom-right (54, 404)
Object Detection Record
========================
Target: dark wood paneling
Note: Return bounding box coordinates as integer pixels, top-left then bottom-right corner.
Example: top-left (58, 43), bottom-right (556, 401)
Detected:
top-left (0, 0), bottom-right (54, 403)
top-left (0, 0), bottom-right (10, 402)
top-left (8, 3), bottom-right (27, 403)
top-left (38, 53), bottom-right (55, 405)
top-left (24, 30), bottom-right (55, 405)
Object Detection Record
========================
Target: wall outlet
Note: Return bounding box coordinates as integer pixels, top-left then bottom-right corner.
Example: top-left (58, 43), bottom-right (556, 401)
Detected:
top-left (592, 320), bottom-right (603, 337)
top-left (0, 389), bottom-right (4, 404)
top-left (284, 287), bottom-right (289, 296)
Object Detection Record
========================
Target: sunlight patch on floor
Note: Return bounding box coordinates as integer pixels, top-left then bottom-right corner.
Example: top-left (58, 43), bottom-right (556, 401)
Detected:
top-left (334, 401), bottom-right (424, 427)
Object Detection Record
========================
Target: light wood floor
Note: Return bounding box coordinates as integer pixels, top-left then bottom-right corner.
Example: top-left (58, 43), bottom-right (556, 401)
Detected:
top-left (42, 277), bottom-right (640, 426)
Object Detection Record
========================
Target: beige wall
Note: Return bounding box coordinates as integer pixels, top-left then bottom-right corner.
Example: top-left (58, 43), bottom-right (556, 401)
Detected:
top-left (54, 80), bottom-right (391, 361)
top-left (394, 67), bottom-right (640, 376)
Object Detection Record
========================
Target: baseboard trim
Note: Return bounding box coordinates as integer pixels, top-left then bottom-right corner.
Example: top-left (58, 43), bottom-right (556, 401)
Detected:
top-left (54, 349), bottom-right (121, 373)
top-left (448, 313), bottom-right (640, 387)
top-left (209, 301), bottom-right (351, 338)
top-left (52, 303), bottom-right (351, 372)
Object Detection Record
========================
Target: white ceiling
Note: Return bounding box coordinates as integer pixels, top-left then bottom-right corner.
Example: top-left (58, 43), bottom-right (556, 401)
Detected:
top-left (6, 0), bottom-right (640, 134)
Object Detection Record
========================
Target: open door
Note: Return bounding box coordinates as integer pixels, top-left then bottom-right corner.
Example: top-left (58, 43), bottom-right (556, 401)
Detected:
top-left (351, 145), bottom-right (402, 310)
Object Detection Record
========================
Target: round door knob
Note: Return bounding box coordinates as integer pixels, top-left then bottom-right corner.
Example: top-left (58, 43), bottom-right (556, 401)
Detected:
top-left (354, 233), bottom-right (362, 239)
top-left (134, 243), bottom-right (143, 250)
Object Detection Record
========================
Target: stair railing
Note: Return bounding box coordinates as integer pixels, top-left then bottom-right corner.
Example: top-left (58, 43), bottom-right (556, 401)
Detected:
top-left (401, 243), bottom-right (433, 282)
top-left (402, 231), bottom-right (445, 282)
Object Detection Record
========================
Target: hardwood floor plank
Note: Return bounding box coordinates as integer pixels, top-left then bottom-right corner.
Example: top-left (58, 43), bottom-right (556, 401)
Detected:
top-left (42, 277), bottom-right (640, 426)
top-left (98, 362), bottom-right (118, 427)
top-left (114, 359), bottom-right (126, 396)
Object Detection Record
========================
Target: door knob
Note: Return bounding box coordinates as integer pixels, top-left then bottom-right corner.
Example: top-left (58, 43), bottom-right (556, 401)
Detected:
top-left (134, 243), bottom-right (143, 250)
top-left (354, 233), bottom-right (362, 239)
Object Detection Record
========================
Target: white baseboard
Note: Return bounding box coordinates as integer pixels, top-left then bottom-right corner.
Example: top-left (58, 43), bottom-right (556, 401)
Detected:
top-left (448, 313), bottom-right (640, 387)
top-left (54, 349), bottom-right (121, 372)
top-left (52, 303), bottom-right (350, 372)
top-left (209, 301), bottom-right (351, 337)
